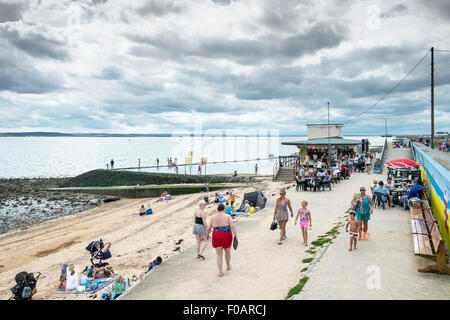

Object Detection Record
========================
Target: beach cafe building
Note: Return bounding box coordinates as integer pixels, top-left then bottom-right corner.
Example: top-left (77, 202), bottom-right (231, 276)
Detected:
top-left (282, 124), bottom-right (363, 165)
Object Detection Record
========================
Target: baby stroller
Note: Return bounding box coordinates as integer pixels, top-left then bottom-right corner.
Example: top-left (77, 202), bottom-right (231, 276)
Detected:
top-left (86, 239), bottom-right (112, 268)
top-left (9, 271), bottom-right (41, 300)
top-left (355, 160), bottom-right (366, 172)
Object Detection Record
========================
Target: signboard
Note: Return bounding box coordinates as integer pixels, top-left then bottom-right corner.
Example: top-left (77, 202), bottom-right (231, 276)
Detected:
top-left (185, 157), bottom-right (192, 165)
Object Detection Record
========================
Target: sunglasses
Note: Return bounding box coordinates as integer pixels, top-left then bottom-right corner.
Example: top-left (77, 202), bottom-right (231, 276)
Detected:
top-left (360, 189), bottom-right (366, 191)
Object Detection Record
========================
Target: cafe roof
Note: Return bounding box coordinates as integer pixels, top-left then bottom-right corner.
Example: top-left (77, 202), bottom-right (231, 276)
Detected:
top-left (282, 137), bottom-right (362, 146)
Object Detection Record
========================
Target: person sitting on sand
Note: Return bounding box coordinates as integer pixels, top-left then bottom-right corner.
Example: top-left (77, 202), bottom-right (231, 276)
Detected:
top-left (64, 265), bottom-right (79, 291)
top-left (58, 263), bottom-right (68, 289)
top-left (108, 274), bottom-right (125, 300)
top-left (139, 204), bottom-right (146, 216)
top-left (93, 265), bottom-right (115, 279)
top-left (346, 212), bottom-right (360, 251)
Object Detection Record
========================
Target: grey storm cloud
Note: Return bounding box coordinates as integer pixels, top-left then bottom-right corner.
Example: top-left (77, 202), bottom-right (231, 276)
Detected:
top-left (211, 0), bottom-right (237, 5)
top-left (417, 0), bottom-right (450, 19)
top-left (0, 58), bottom-right (61, 94)
top-left (133, 0), bottom-right (185, 17)
top-left (97, 66), bottom-right (123, 80)
top-left (127, 22), bottom-right (347, 65)
top-left (0, 25), bottom-right (70, 61)
top-left (0, 2), bottom-right (25, 23)
top-left (380, 4), bottom-right (408, 18)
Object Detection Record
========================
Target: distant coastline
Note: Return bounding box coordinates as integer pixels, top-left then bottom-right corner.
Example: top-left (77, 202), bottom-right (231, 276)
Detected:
top-left (0, 132), bottom-right (393, 137)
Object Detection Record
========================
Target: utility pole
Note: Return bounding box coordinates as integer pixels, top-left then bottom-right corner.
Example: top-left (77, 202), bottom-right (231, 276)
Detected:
top-left (385, 109), bottom-right (388, 143)
top-left (327, 101), bottom-right (331, 167)
top-left (431, 47), bottom-right (435, 149)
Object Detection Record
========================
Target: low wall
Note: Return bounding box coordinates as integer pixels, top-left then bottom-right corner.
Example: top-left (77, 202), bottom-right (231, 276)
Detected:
top-left (51, 184), bottom-right (242, 199)
top-left (412, 143), bottom-right (450, 249)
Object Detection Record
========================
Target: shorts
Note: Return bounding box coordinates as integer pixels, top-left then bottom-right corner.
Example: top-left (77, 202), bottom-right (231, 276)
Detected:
top-left (212, 230), bottom-right (232, 249)
top-left (193, 223), bottom-right (206, 237)
top-left (300, 221), bottom-right (309, 228)
top-left (356, 212), bottom-right (370, 221)
top-left (349, 231), bottom-right (358, 239)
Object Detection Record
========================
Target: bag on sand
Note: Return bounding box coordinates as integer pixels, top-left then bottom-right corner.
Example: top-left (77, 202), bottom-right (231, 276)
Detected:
top-left (270, 220), bottom-right (278, 231)
top-left (233, 236), bottom-right (238, 250)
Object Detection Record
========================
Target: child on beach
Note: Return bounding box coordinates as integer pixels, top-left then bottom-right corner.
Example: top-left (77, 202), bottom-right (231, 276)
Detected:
top-left (294, 201), bottom-right (312, 246)
top-left (351, 193), bottom-right (361, 212)
top-left (345, 212), bottom-right (360, 251)
top-left (139, 205), bottom-right (146, 216)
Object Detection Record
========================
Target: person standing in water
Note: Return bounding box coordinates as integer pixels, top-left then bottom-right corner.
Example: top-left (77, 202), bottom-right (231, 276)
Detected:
top-left (110, 159), bottom-right (114, 169)
top-left (255, 163), bottom-right (258, 175)
top-left (206, 204), bottom-right (238, 277)
top-left (138, 158), bottom-right (141, 170)
top-left (273, 190), bottom-right (294, 245)
top-left (193, 201), bottom-right (208, 260)
top-left (156, 158), bottom-right (159, 169)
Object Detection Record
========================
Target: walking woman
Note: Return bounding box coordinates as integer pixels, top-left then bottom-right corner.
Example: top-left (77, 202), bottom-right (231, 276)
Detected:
top-left (273, 189), bottom-right (294, 245)
top-left (355, 187), bottom-right (373, 240)
top-left (365, 153), bottom-right (372, 174)
top-left (206, 204), bottom-right (238, 277)
top-left (295, 171), bottom-right (301, 192)
top-left (193, 201), bottom-right (208, 260)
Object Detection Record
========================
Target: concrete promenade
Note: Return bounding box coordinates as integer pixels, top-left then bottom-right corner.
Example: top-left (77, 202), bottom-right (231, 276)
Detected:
top-left (293, 148), bottom-right (450, 300)
top-left (122, 172), bottom-right (370, 299)
top-left (122, 148), bottom-right (450, 300)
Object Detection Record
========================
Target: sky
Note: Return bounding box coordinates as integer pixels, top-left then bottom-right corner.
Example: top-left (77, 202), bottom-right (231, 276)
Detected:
top-left (0, 0), bottom-right (449, 135)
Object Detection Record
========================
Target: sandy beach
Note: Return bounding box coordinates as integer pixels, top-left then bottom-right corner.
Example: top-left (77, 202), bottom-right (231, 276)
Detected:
top-left (0, 176), bottom-right (288, 300)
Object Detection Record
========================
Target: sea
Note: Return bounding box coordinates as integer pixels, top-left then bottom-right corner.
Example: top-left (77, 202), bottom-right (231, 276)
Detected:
top-left (0, 136), bottom-right (394, 178)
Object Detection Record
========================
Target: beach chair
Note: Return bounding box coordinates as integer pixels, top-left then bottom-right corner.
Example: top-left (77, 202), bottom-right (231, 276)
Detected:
top-left (373, 192), bottom-right (386, 210)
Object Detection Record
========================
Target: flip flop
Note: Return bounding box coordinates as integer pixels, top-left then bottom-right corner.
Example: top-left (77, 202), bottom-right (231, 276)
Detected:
top-left (198, 255), bottom-right (206, 260)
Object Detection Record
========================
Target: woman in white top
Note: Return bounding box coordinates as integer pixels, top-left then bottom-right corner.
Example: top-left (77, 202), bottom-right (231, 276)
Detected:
top-left (365, 154), bottom-right (372, 174)
top-left (65, 265), bottom-right (79, 291)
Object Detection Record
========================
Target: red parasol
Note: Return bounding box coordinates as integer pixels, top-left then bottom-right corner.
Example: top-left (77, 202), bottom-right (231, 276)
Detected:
top-left (385, 159), bottom-right (421, 169)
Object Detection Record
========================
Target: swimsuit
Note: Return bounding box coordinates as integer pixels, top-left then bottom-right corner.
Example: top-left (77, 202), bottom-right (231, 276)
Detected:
top-left (349, 231), bottom-right (359, 238)
top-left (298, 208), bottom-right (310, 228)
top-left (193, 215), bottom-right (206, 237)
top-left (212, 226), bottom-right (232, 249)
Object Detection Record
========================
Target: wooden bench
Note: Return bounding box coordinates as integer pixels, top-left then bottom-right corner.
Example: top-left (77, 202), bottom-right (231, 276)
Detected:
top-left (409, 198), bottom-right (450, 275)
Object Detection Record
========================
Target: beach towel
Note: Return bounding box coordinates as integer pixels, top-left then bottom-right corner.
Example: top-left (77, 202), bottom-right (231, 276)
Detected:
top-left (55, 277), bottom-right (116, 294)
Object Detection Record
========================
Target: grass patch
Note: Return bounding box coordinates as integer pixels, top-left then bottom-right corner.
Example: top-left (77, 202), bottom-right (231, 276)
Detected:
top-left (302, 257), bottom-right (314, 263)
top-left (300, 267), bottom-right (308, 273)
top-left (306, 249), bottom-right (316, 254)
top-left (286, 276), bottom-right (309, 299)
top-left (311, 238), bottom-right (331, 247)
